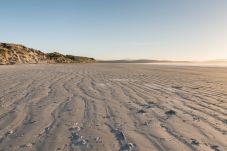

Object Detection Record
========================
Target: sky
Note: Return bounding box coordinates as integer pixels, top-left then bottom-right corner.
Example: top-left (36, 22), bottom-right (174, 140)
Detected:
top-left (0, 0), bottom-right (227, 61)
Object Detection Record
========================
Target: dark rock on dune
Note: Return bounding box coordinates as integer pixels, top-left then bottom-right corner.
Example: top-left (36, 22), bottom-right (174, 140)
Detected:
top-left (137, 109), bottom-right (147, 114)
top-left (0, 42), bottom-right (96, 65)
top-left (191, 139), bottom-right (199, 146)
top-left (210, 145), bottom-right (221, 151)
top-left (165, 110), bottom-right (176, 116)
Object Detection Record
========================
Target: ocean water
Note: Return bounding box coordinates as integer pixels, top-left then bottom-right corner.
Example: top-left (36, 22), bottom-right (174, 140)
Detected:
top-left (142, 63), bottom-right (227, 67)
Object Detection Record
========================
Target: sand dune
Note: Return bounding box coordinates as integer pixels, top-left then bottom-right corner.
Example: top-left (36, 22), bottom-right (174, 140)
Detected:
top-left (0, 64), bottom-right (227, 151)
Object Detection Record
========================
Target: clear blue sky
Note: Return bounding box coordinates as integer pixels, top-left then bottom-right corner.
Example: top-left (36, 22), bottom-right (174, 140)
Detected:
top-left (1, 0), bottom-right (227, 60)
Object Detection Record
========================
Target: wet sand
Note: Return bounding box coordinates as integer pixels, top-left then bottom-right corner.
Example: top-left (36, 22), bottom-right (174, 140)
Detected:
top-left (0, 64), bottom-right (227, 151)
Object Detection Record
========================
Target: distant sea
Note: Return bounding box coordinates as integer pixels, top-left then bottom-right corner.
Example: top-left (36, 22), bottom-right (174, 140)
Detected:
top-left (142, 63), bottom-right (227, 67)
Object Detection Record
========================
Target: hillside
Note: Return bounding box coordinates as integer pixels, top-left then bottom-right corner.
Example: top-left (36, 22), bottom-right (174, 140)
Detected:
top-left (0, 43), bottom-right (95, 65)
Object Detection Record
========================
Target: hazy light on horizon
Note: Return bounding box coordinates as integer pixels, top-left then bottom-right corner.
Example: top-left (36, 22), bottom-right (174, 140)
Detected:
top-left (0, 0), bottom-right (226, 61)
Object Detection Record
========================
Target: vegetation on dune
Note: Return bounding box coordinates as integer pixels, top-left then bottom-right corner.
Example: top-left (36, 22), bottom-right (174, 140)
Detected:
top-left (0, 43), bottom-right (96, 65)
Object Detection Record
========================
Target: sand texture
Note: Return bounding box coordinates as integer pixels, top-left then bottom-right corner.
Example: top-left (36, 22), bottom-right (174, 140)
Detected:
top-left (0, 64), bottom-right (227, 151)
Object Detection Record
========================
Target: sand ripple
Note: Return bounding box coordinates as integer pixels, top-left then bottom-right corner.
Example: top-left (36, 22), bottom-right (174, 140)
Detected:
top-left (0, 64), bottom-right (227, 151)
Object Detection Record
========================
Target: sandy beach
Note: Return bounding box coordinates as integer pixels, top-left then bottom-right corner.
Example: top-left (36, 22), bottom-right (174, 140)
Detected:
top-left (0, 64), bottom-right (227, 151)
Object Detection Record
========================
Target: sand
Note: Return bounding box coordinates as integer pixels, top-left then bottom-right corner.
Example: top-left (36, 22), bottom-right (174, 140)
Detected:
top-left (0, 64), bottom-right (227, 151)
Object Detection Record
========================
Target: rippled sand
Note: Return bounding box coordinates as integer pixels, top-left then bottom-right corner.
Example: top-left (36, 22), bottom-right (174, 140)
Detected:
top-left (0, 64), bottom-right (227, 151)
